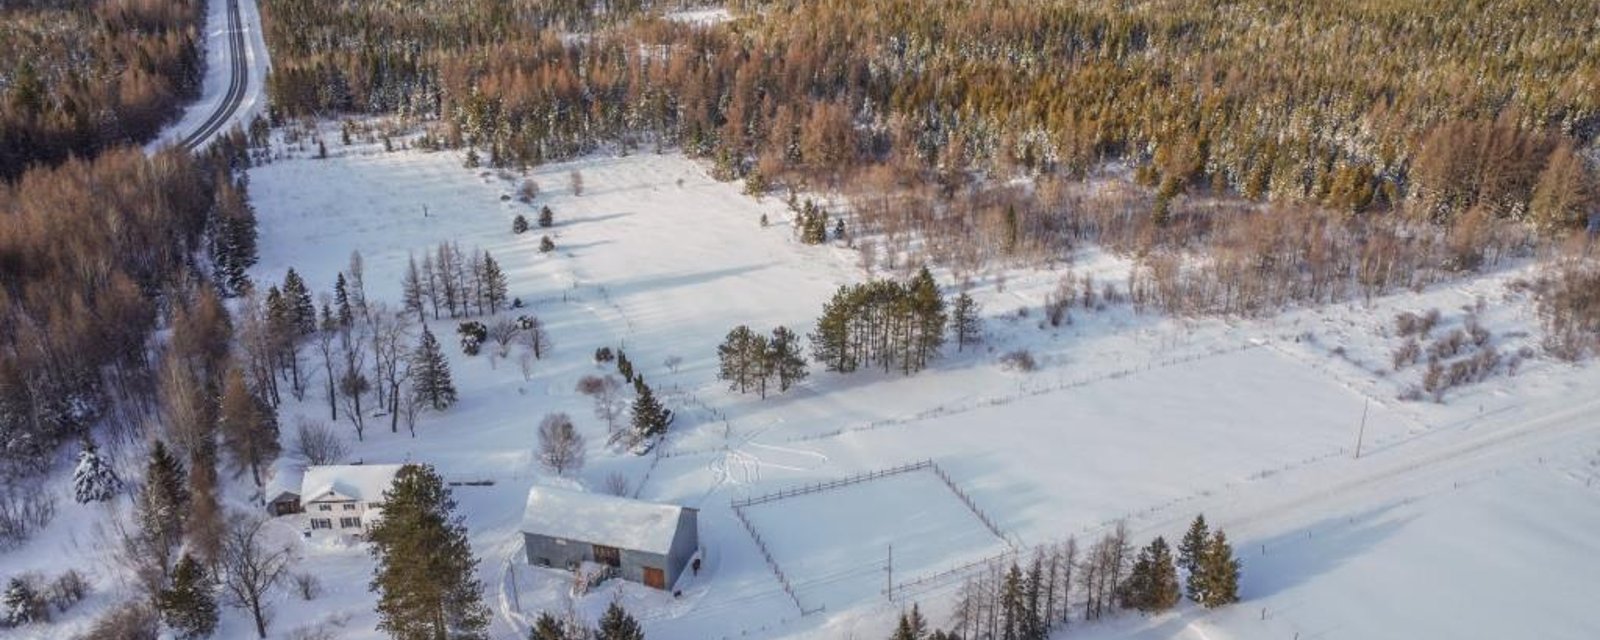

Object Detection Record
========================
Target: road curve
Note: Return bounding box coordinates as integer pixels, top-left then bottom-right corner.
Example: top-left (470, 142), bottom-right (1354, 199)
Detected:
top-left (179, 0), bottom-right (248, 151)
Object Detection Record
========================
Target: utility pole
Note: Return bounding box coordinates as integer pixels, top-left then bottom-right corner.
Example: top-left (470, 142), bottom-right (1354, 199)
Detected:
top-left (886, 544), bottom-right (894, 602)
top-left (1354, 398), bottom-right (1370, 459)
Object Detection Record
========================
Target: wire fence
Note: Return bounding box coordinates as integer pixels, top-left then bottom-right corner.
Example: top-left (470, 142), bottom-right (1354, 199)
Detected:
top-left (730, 503), bottom-right (820, 615)
top-left (730, 460), bottom-right (933, 509)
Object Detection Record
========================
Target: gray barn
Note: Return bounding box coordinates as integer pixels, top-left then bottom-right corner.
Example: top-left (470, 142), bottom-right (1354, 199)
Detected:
top-left (520, 485), bottom-right (699, 591)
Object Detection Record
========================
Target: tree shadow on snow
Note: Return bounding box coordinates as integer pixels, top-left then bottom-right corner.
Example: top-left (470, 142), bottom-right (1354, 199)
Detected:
top-left (1241, 503), bottom-right (1416, 601)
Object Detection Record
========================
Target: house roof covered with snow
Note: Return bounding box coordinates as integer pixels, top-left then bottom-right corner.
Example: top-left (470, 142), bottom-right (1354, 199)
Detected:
top-left (520, 485), bottom-right (690, 555)
top-left (302, 464), bottom-right (405, 504)
top-left (265, 460), bottom-right (305, 500)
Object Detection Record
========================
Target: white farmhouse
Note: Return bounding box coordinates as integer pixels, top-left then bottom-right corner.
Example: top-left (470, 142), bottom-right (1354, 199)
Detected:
top-left (300, 464), bottom-right (404, 535)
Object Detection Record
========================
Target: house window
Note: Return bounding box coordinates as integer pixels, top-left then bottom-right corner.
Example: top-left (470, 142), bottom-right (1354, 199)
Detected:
top-left (318, 504), bottom-right (332, 511)
top-left (342, 503), bottom-right (357, 511)
top-left (592, 545), bottom-right (621, 568)
top-left (368, 502), bottom-right (381, 509)
top-left (310, 518), bottom-right (332, 530)
top-left (339, 517), bottom-right (362, 528)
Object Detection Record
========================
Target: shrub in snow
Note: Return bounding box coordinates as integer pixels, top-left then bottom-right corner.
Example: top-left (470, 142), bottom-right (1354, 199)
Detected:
top-left (47, 570), bottom-right (88, 613)
top-left (539, 235), bottom-right (556, 253)
top-left (457, 321), bottom-right (487, 356)
top-left (999, 349), bottom-right (1037, 372)
top-left (538, 205), bottom-right (554, 228)
top-left (512, 214), bottom-right (530, 234)
top-left (84, 599), bottom-right (158, 640)
top-left (593, 347), bottom-right (614, 364)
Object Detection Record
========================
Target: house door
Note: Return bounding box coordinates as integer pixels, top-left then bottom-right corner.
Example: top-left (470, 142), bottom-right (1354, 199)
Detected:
top-left (592, 545), bottom-right (621, 568)
top-left (643, 566), bottom-right (665, 589)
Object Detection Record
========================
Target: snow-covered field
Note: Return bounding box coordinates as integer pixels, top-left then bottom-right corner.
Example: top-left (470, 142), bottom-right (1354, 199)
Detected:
top-left (7, 128), bottom-right (1599, 640)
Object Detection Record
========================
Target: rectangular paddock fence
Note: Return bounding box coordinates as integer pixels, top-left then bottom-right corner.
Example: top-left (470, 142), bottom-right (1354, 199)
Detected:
top-left (729, 459), bottom-right (1014, 610)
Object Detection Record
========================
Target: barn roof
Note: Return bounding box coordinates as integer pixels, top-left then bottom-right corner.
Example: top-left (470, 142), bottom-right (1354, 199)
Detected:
top-left (302, 464), bottom-right (405, 503)
top-left (520, 485), bottom-right (689, 555)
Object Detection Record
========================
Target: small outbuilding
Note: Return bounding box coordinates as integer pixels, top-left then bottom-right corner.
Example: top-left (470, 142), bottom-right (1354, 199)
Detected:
top-left (520, 485), bottom-right (699, 590)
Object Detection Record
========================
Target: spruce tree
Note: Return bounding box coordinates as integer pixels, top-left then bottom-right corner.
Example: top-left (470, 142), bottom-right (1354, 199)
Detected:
top-left (513, 214), bottom-right (530, 234)
top-left (631, 382), bottom-right (668, 439)
top-left (139, 441), bottom-right (190, 552)
top-left (1179, 514), bottom-right (1209, 578)
top-left (334, 273), bottom-right (354, 326)
top-left (1145, 536), bottom-right (1182, 612)
top-left (616, 349), bottom-right (634, 383)
top-left (538, 205), bottom-right (554, 228)
top-left (73, 438), bottom-right (122, 503)
top-left (402, 255), bottom-right (426, 322)
top-left (596, 602), bottom-right (644, 640)
top-left (369, 464), bottom-right (490, 640)
top-left (890, 604), bottom-right (927, 640)
top-left (282, 269), bottom-right (316, 336)
top-left (410, 327), bottom-right (457, 411)
top-left (159, 554), bottom-right (218, 639)
top-left (1197, 531), bottom-right (1241, 608)
top-left (1123, 545), bottom-right (1154, 611)
top-left (539, 236), bottom-right (555, 253)
top-left (2, 577), bottom-right (40, 626)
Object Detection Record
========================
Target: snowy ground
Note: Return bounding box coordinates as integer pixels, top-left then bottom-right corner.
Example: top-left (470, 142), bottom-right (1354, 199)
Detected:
top-left (6, 126), bottom-right (1598, 639)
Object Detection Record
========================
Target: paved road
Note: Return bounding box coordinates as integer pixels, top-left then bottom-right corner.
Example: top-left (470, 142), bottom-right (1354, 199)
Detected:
top-left (179, 0), bottom-right (247, 151)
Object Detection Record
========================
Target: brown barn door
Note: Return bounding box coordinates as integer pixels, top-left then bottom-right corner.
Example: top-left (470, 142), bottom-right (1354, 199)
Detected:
top-left (593, 545), bottom-right (621, 567)
top-left (643, 566), bottom-right (665, 589)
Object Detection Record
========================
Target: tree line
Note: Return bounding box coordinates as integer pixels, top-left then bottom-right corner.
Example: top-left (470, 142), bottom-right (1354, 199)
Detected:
top-left (810, 267), bottom-right (947, 376)
top-left (911, 515), bottom-right (1239, 640)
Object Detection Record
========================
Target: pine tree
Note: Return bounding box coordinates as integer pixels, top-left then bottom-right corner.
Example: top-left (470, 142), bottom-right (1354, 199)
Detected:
top-left (410, 327), bottom-right (457, 411)
top-left (908, 266), bottom-right (947, 373)
top-left (596, 602), bottom-right (644, 640)
top-left (1179, 515), bottom-right (1209, 583)
top-left (282, 269), bottom-right (316, 336)
top-left (73, 438), bottom-right (122, 503)
top-left (369, 464), bottom-right (490, 640)
top-left (951, 292), bottom-right (982, 351)
top-left (768, 326), bottom-right (809, 392)
top-left (890, 603), bottom-right (927, 640)
top-left (809, 287), bottom-right (855, 372)
top-left (513, 214), bottom-right (530, 234)
top-left (531, 613), bottom-right (570, 640)
top-left (538, 206), bottom-right (554, 228)
top-left (1196, 531), bottom-right (1240, 608)
top-left (402, 255), bottom-right (426, 322)
top-left (482, 253), bottom-right (509, 314)
top-left (718, 326), bottom-right (759, 393)
top-left (158, 554), bottom-right (218, 639)
top-left (334, 273), bottom-right (354, 327)
top-left (631, 382), bottom-right (669, 439)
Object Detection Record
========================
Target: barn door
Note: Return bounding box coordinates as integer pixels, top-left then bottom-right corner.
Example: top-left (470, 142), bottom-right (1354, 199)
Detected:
top-left (592, 545), bottom-right (621, 567)
top-left (643, 566), bottom-right (665, 589)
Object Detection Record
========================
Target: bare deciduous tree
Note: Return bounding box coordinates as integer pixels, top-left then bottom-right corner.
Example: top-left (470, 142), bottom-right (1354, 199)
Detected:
top-left (602, 472), bottom-right (630, 497)
top-left (537, 413), bottom-right (585, 475)
top-left (220, 514), bottom-right (292, 639)
top-left (575, 375), bottom-right (623, 437)
top-left (293, 418), bottom-right (347, 465)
